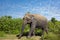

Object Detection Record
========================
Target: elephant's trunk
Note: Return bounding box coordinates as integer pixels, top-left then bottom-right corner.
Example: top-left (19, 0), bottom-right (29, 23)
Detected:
top-left (18, 20), bottom-right (27, 38)
top-left (21, 20), bottom-right (27, 33)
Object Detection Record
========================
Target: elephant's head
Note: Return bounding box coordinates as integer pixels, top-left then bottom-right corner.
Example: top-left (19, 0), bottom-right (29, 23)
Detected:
top-left (23, 13), bottom-right (34, 24)
top-left (18, 13), bottom-right (34, 39)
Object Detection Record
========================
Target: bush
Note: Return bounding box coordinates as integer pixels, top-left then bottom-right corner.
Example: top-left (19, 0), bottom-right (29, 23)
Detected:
top-left (0, 16), bottom-right (23, 34)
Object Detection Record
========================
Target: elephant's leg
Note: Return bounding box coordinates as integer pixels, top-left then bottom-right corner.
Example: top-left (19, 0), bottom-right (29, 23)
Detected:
top-left (41, 27), bottom-right (45, 40)
top-left (31, 30), bottom-right (35, 36)
top-left (45, 28), bottom-right (48, 34)
top-left (41, 27), bottom-right (48, 40)
top-left (28, 21), bottom-right (36, 38)
top-left (41, 29), bottom-right (44, 40)
top-left (30, 24), bottom-right (35, 36)
top-left (32, 30), bottom-right (35, 36)
top-left (28, 26), bottom-right (35, 38)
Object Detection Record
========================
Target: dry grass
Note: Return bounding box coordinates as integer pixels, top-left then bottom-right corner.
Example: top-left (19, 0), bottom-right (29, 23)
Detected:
top-left (0, 34), bottom-right (41, 40)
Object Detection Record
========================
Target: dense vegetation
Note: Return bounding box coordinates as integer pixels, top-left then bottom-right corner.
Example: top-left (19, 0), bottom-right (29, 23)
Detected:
top-left (0, 16), bottom-right (60, 40)
top-left (0, 16), bottom-right (23, 34)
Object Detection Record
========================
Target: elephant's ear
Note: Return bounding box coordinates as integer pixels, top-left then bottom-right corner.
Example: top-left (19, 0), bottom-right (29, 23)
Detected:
top-left (30, 15), bottom-right (34, 20)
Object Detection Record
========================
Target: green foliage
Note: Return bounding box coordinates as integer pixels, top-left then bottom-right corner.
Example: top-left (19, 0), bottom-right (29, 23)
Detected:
top-left (0, 16), bottom-right (23, 34)
top-left (48, 21), bottom-right (60, 34)
top-left (51, 17), bottom-right (57, 24)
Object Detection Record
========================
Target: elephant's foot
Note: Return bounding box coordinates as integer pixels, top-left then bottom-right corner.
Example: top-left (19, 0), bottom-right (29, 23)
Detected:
top-left (16, 34), bottom-right (22, 39)
top-left (18, 35), bottom-right (22, 39)
top-left (27, 36), bottom-right (30, 38)
top-left (27, 36), bottom-right (31, 38)
top-left (41, 35), bottom-right (44, 40)
top-left (18, 36), bottom-right (21, 39)
top-left (27, 34), bottom-right (35, 38)
top-left (33, 34), bottom-right (35, 36)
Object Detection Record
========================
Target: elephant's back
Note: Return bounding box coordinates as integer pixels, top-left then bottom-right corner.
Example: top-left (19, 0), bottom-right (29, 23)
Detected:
top-left (33, 14), bottom-right (47, 21)
top-left (33, 14), bottom-right (48, 26)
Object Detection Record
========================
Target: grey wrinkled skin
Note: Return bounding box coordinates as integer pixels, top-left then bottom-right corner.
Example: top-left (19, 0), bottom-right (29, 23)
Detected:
top-left (17, 13), bottom-right (48, 39)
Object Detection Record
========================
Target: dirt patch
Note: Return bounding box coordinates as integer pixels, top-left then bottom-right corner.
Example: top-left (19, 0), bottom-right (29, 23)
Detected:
top-left (0, 34), bottom-right (41, 40)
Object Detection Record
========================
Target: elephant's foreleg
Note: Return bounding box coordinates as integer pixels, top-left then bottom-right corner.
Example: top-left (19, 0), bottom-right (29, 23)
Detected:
top-left (28, 26), bottom-right (35, 38)
top-left (28, 21), bottom-right (36, 38)
top-left (30, 24), bottom-right (35, 36)
top-left (41, 29), bottom-right (45, 40)
top-left (45, 27), bottom-right (48, 34)
top-left (32, 30), bottom-right (35, 36)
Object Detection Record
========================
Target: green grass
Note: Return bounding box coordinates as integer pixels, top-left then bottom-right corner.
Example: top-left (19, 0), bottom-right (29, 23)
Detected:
top-left (44, 32), bottom-right (60, 40)
top-left (0, 34), bottom-right (41, 40)
top-left (0, 31), bottom-right (6, 37)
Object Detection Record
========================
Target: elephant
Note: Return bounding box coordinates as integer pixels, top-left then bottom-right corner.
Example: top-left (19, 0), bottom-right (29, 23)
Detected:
top-left (17, 13), bottom-right (48, 39)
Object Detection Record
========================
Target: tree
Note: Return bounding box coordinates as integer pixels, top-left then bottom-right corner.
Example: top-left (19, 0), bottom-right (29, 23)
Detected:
top-left (51, 17), bottom-right (57, 24)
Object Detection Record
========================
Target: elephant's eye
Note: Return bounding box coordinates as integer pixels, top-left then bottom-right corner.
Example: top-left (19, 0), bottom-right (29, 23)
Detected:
top-left (27, 19), bottom-right (29, 21)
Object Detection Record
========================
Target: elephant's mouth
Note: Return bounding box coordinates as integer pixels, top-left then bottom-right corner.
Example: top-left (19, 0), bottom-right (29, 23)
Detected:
top-left (27, 20), bottom-right (32, 24)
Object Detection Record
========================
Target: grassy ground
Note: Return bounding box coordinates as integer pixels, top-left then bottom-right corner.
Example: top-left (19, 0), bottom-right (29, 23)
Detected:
top-left (0, 34), bottom-right (41, 40)
top-left (0, 32), bottom-right (60, 40)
